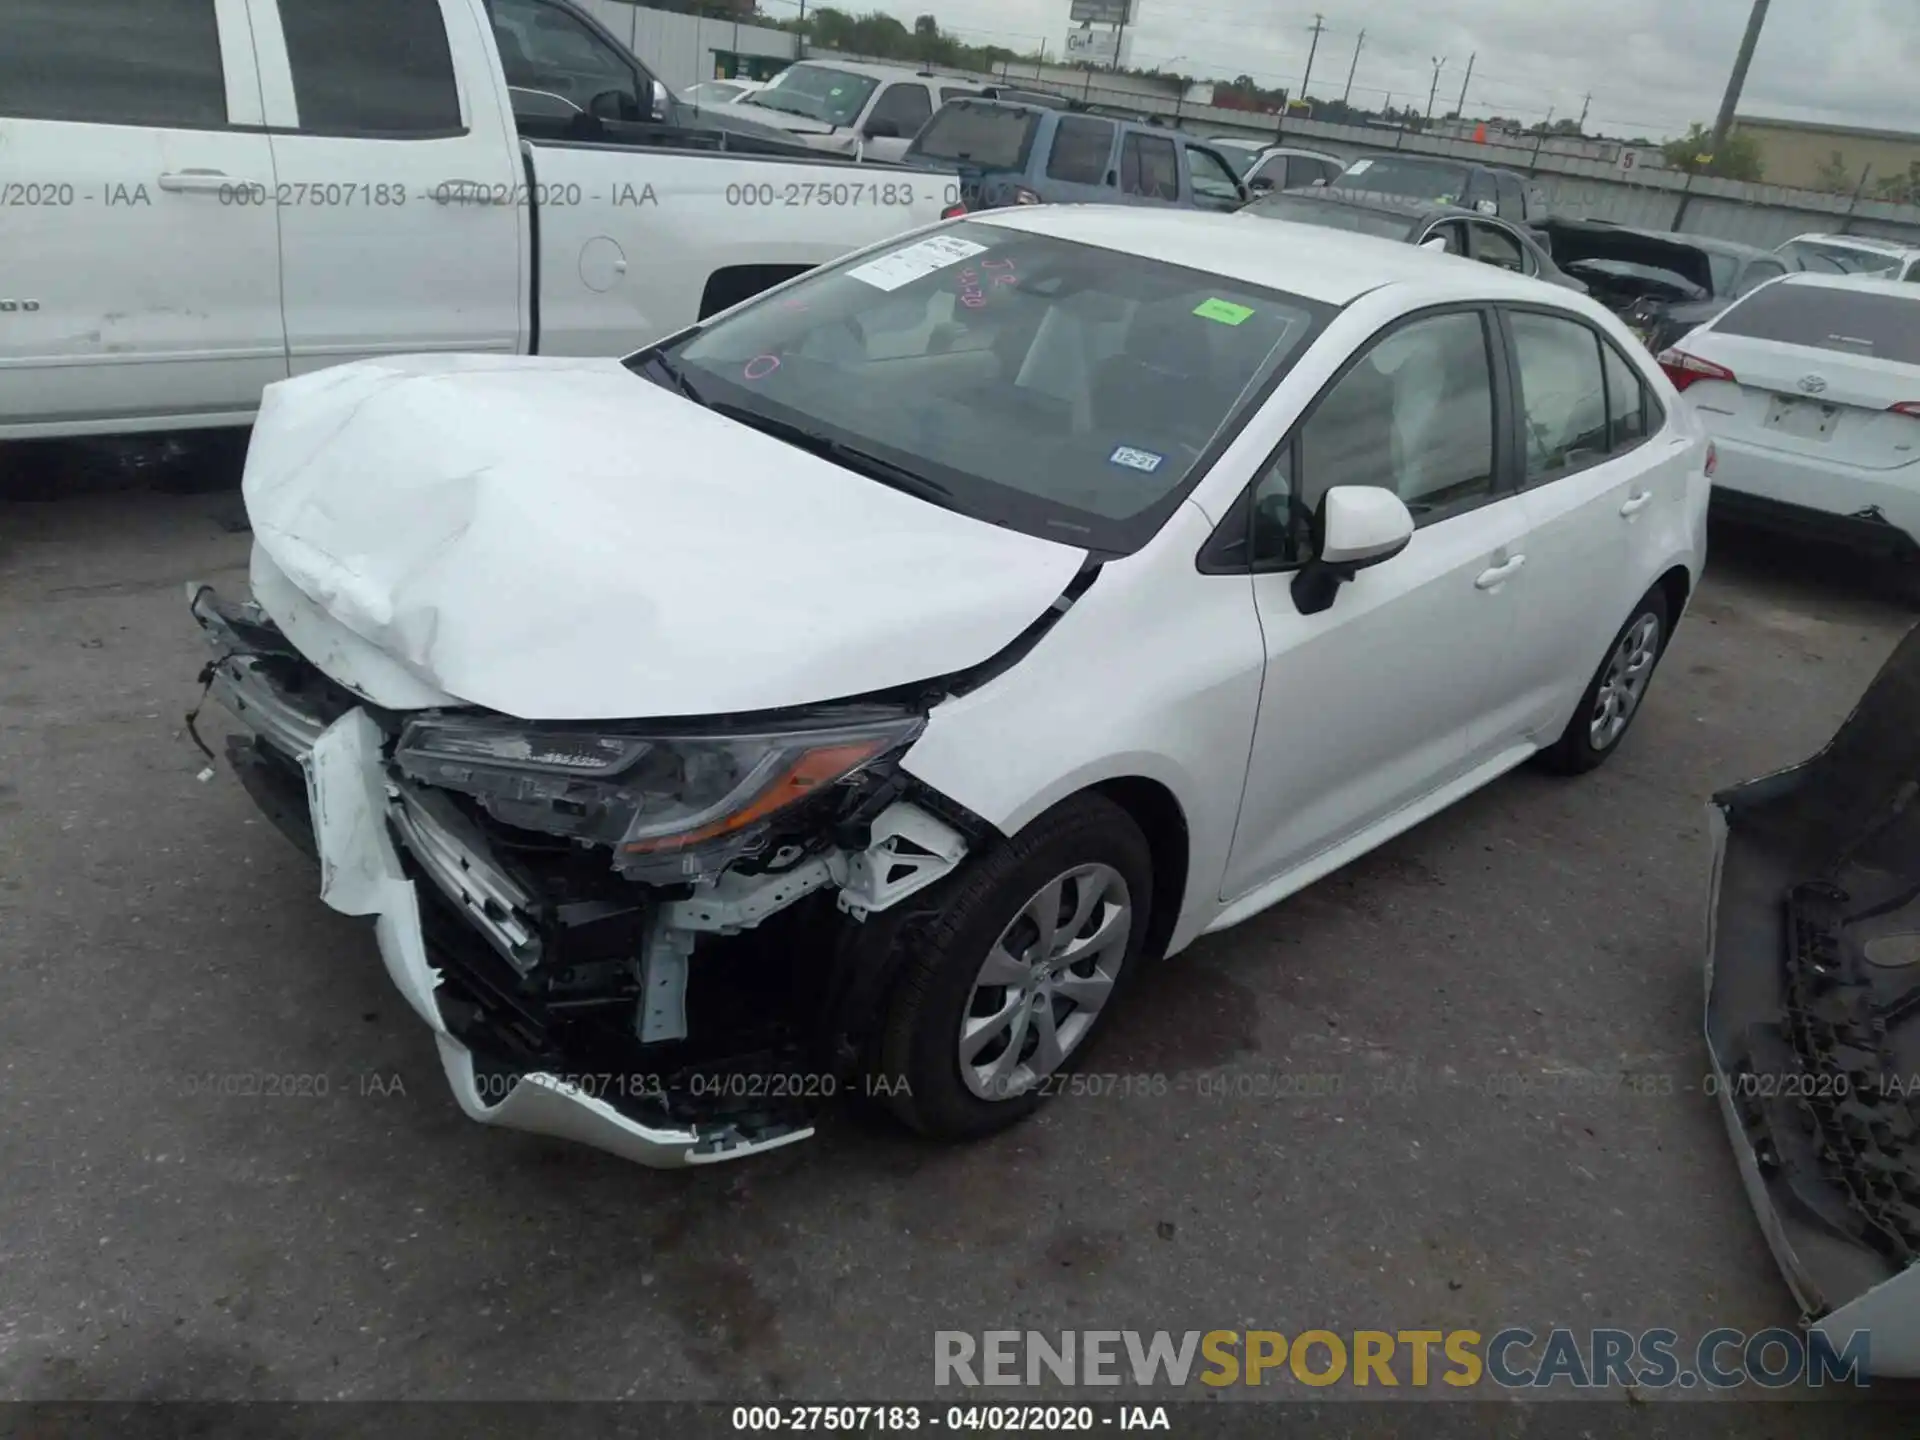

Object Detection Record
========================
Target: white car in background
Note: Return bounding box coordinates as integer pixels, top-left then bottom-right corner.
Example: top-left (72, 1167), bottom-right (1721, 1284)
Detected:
top-left (1775, 232), bottom-right (1920, 283)
top-left (1206, 138), bottom-right (1347, 194)
top-left (1657, 273), bottom-right (1920, 588)
top-left (192, 209), bottom-right (1708, 1169)
top-left (683, 77), bottom-right (765, 107)
top-left (701, 59), bottom-right (986, 160)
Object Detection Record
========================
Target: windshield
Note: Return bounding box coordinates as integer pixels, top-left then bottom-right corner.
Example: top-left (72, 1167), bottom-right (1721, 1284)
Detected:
top-left (651, 221), bottom-right (1331, 554)
top-left (1717, 285), bottom-right (1920, 365)
top-left (1334, 156), bottom-right (1471, 205)
top-left (1241, 195), bottom-right (1414, 241)
top-left (1775, 239), bottom-right (1903, 277)
top-left (908, 102), bottom-right (1040, 171)
top-left (747, 64), bottom-right (877, 126)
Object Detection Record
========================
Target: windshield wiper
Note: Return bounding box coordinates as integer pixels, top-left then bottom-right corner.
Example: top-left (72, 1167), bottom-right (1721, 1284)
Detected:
top-left (708, 403), bottom-right (958, 510)
top-left (639, 351), bottom-right (706, 406)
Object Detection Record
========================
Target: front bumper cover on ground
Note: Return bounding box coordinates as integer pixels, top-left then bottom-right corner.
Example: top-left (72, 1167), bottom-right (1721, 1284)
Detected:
top-left (1706, 622), bottom-right (1920, 1376)
top-left (191, 585), bottom-right (816, 1169)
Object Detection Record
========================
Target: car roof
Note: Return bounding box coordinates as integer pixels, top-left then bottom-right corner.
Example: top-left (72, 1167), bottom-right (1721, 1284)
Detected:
top-left (1772, 271), bottom-right (1920, 300)
top-left (788, 59), bottom-right (962, 82)
top-left (1781, 232), bottom-right (1920, 257)
top-left (972, 205), bottom-right (1556, 305)
top-left (1270, 187), bottom-right (1462, 221)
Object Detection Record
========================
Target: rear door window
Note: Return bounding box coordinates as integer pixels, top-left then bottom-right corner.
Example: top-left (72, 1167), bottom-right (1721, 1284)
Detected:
top-left (0, 0), bottom-right (229, 127)
top-left (1119, 133), bottom-right (1179, 200)
top-left (1508, 311), bottom-right (1610, 484)
top-left (283, 0), bottom-right (462, 134)
top-left (1046, 116), bottom-right (1117, 184)
top-left (1714, 285), bottom-right (1920, 364)
top-left (910, 102), bottom-right (1039, 170)
top-left (867, 82), bottom-right (931, 136)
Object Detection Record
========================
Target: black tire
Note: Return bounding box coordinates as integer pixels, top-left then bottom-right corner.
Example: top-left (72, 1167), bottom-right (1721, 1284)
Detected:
top-left (1538, 586), bottom-right (1671, 775)
top-left (872, 792), bottom-right (1154, 1142)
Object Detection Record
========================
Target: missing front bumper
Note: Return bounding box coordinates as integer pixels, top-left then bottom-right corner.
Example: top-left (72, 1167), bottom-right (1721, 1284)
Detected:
top-left (191, 586), bottom-right (818, 1168)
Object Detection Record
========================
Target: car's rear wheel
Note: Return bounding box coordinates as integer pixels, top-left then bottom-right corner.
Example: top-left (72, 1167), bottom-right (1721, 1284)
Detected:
top-left (1539, 587), bottom-right (1671, 775)
top-left (872, 793), bottom-right (1152, 1141)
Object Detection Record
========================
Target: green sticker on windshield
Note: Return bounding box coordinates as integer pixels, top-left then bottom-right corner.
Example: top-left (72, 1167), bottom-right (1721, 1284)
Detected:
top-left (1193, 298), bottom-right (1254, 326)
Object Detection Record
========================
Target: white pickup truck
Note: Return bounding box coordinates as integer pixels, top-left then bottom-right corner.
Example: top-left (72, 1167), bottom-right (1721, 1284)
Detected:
top-left (0, 0), bottom-right (962, 441)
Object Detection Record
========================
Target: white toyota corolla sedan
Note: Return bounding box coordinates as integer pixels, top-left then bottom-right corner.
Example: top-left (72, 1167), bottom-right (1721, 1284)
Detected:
top-left (191, 207), bottom-right (1710, 1168)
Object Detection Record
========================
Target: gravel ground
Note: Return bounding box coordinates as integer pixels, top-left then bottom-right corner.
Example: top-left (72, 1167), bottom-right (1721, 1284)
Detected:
top-left (1, 470), bottom-right (1916, 1426)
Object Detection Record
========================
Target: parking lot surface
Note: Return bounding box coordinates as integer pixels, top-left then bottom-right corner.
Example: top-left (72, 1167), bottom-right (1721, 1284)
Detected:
top-left (1, 479), bottom-right (1915, 1414)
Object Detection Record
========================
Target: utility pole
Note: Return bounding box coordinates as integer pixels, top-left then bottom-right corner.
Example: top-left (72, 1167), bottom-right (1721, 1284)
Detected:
top-left (795, 0), bottom-right (806, 60)
top-left (1341, 29), bottom-right (1365, 104)
top-left (1300, 13), bottom-right (1325, 104)
top-left (1425, 56), bottom-right (1446, 126)
top-left (1577, 91), bottom-right (1591, 134)
top-left (1709, 0), bottom-right (1771, 158)
top-left (1454, 52), bottom-right (1475, 119)
top-left (1110, 0), bottom-right (1131, 73)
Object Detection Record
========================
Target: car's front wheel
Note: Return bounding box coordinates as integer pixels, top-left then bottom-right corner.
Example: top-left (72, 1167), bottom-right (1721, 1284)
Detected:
top-left (1539, 586), bottom-right (1671, 774)
top-left (872, 792), bottom-right (1153, 1141)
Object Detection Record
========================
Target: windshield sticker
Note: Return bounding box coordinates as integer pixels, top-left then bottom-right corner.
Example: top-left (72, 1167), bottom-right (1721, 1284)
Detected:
top-left (1109, 445), bottom-right (1166, 473)
top-left (743, 355), bottom-right (781, 381)
top-left (1346, 159), bottom-right (1373, 174)
top-left (847, 235), bottom-right (989, 292)
top-left (1193, 298), bottom-right (1254, 326)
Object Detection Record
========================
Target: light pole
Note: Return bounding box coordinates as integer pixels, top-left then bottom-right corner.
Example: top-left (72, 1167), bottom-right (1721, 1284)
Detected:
top-left (1708, 0), bottom-right (1771, 159)
top-left (1425, 56), bottom-right (1446, 126)
top-left (1341, 29), bottom-right (1365, 105)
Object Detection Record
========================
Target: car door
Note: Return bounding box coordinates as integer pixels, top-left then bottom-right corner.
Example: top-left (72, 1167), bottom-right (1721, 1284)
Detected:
top-left (1118, 131), bottom-right (1182, 207)
top-left (1495, 306), bottom-right (1681, 743)
top-left (251, 0), bottom-right (524, 376)
top-left (1220, 306), bottom-right (1530, 900)
top-left (0, 0), bottom-right (284, 435)
top-left (1041, 115), bottom-right (1120, 203)
top-left (1185, 143), bottom-right (1248, 211)
top-left (858, 81), bottom-right (934, 161)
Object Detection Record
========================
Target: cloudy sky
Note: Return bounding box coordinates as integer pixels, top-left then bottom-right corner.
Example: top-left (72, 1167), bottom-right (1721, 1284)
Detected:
top-left (769, 0), bottom-right (1918, 141)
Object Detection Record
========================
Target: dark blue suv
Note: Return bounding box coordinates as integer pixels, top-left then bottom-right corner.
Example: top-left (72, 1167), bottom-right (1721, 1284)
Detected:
top-left (903, 99), bottom-right (1249, 213)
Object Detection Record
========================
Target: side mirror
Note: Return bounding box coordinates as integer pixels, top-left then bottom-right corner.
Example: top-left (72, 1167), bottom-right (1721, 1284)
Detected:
top-left (589, 88), bottom-right (630, 121)
top-left (648, 79), bottom-right (670, 122)
top-left (1421, 235), bottom-right (1450, 251)
top-left (863, 117), bottom-right (902, 139)
top-left (1291, 487), bottom-right (1414, 616)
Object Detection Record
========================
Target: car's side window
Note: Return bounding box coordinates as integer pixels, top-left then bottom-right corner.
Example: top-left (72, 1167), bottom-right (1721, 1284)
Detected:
top-left (868, 82), bottom-right (932, 136)
top-left (1119, 133), bottom-right (1180, 199)
top-left (491, 0), bottom-right (641, 124)
top-left (1495, 172), bottom-right (1525, 219)
top-left (1425, 221), bottom-right (1468, 255)
top-left (1735, 259), bottom-right (1787, 297)
top-left (1248, 311), bottom-right (1498, 565)
top-left (1187, 145), bottom-right (1245, 203)
top-left (281, 0), bottom-right (464, 135)
top-left (1046, 116), bottom-right (1117, 183)
top-left (0, 0), bottom-right (230, 127)
top-left (1472, 222), bottom-right (1529, 274)
top-left (1601, 338), bottom-right (1656, 452)
top-left (1248, 154), bottom-right (1289, 190)
top-left (1507, 312), bottom-right (1611, 484)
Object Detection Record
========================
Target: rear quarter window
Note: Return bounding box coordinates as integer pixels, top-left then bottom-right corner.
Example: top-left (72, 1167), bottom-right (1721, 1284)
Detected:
top-left (1046, 116), bottom-right (1117, 184)
top-left (1714, 286), bottom-right (1920, 365)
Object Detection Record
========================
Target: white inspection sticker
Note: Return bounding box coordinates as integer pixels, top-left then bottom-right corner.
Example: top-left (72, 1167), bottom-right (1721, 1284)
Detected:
top-left (846, 235), bottom-right (989, 292)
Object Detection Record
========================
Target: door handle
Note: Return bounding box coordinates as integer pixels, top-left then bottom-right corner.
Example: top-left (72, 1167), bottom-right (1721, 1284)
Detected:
top-left (1619, 491), bottom-right (1654, 517)
top-left (157, 169), bottom-right (234, 194)
top-left (1474, 555), bottom-right (1526, 590)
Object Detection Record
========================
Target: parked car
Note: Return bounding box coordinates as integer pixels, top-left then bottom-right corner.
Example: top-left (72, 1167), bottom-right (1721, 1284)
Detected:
top-left (1241, 189), bottom-right (1586, 292)
top-left (0, 0), bottom-right (961, 442)
top-left (1775, 232), bottom-right (1920, 282)
top-left (683, 77), bottom-right (765, 107)
top-left (1324, 155), bottom-right (1547, 225)
top-left (191, 208), bottom-right (1708, 1169)
top-left (905, 99), bottom-right (1248, 212)
top-left (1206, 139), bottom-right (1346, 193)
top-left (1538, 221), bottom-right (1791, 353)
top-left (1657, 273), bottom-right (1920, 586)
top-left (699, 59), bottom-right (988, 160)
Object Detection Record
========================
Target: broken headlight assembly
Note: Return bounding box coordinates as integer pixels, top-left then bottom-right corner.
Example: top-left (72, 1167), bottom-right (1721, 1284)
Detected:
top-left (393, 712), bottom-right (924, 882)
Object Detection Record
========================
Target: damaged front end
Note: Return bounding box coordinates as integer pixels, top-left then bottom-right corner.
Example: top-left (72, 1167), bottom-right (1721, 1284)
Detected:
top-left (1706, 623), bottom-right (1920, 1375)
top-left (189, 585), bottom-right (974, 1168)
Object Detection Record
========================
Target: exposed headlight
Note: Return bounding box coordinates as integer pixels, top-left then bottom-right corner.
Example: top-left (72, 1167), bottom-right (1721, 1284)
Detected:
top-left (394, 713), bottom-right (923, 880)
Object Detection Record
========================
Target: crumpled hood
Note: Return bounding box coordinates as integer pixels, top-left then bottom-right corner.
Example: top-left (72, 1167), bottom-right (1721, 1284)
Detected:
top-left (700, 100), bottom-right (835, 138)
top-left (242, 354), bottom-right (1086, 720)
